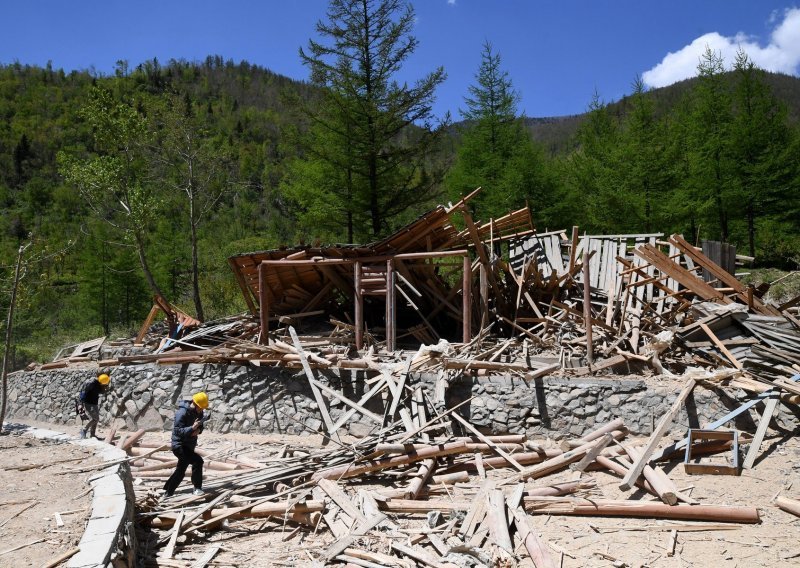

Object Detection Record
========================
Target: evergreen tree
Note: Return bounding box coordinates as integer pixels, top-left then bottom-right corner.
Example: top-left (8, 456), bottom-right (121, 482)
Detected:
top-left (686, 46), bottom-right (734, 241)
top-left (563, 92), bottom-right (620, 231)
top-left (729, 49), bottom-right (792, 257)
top-left (614, 76), bottom-right (676, 232)
top-left (295, 0), bottom-right (447, 239)
top-left (447, 41), bottom-right (552, 222)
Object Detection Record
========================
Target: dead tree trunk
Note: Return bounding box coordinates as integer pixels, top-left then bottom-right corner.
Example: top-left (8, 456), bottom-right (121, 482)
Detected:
top-left (0, 243), bottom-right (27, 434)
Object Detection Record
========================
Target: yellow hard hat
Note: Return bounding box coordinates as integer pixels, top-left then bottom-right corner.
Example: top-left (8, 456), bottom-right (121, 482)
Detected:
top-left (98, 373), bottom-right (110, 385)
top-left (192, 392), bottom-right (209, 409)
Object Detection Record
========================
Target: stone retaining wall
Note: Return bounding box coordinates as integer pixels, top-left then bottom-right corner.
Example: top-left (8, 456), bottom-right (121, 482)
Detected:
top-left (5, 363), bottom-right (785, 439)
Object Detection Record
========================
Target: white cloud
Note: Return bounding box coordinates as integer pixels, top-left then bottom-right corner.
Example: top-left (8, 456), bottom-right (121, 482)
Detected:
top-left (447, 0), bottom-right (456, 5)
top-left (643, 7), bottom-right (800, 88)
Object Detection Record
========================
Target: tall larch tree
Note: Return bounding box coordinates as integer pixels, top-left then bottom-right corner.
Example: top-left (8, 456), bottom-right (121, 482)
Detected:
top-left (729, 49), bottom-right (792, 257)
top-left (686, 46), bottom-right (734, 241)
top-left (447, 41), bottom-right (552, 222)
top-left (294, 0), bottom-right (447, 240)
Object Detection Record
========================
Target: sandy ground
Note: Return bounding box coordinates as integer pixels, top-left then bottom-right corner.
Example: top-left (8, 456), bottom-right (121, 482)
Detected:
top-left (0, 426), bottom-right (99, 567)
top-left (7, 419), bottom-right (800, 567)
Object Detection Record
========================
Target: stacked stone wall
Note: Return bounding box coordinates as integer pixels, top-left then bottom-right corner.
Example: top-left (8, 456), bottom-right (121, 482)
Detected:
top-left (6, 363), bottom-right (786, 439)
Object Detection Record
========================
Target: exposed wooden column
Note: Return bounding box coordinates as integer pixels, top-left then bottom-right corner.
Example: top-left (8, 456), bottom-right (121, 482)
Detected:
top-left (386, 259), bottom-right (395, 352)
top-left (258, 262), bottom-right (269, 345)
top-left (462, 255), bottom-right (471, 343)
top-left (583, 251), bottom-right (593, 365)
top-left (354, 261), bottom-right (363, 350)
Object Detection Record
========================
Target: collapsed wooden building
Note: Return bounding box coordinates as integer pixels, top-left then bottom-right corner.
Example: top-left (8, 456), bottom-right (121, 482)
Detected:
top-left (27, 187), bottom-right (800, 567)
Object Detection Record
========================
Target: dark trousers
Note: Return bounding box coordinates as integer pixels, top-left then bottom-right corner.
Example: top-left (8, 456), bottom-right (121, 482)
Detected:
top-left (163, 447), bottom-right (204, 493)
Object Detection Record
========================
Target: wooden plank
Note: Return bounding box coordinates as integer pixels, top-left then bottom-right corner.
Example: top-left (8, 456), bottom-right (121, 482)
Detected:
top-left (510, 507), bottom-right (557, 568)
top-left (162, 510), bottom-right (184, 559)
top-left (700, 323), bottom-right (743, 370)
top-left (451, 412), bottom-right (525, 472)
top-left (324, 513), bottom-right (387, 561)
top-left (317, 479), bottom-right (368, 526)
top-left (486, 489), bottom-right (513, 553)
top-left (742, 397), bottom-right (779, 469)
top-left (289, 326), bottom-right (341, 443)
top-left (191, 545), bottom-right (220, 568)
top-left (620, 378), bottom-right (696, 491)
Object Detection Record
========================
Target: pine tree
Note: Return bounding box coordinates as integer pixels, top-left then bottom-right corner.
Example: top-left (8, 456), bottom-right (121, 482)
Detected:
top-left (686, 46), bottom-right (734, 241)
top-left (730, 49), bottom-right (792, 257)
top-left (447, 41), bottom-right (552, 222)
top-left (295, 0), bottom-right (447, 240)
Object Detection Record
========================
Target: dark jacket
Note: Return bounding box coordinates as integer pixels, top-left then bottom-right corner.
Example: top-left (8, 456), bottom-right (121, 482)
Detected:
top-left (79, 378), bottom-right (105, 405)
top-left (171, 400), bottom-right (204, 451)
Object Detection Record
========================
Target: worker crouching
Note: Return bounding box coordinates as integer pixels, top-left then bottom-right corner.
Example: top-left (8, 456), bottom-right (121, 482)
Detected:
top-left (163, 392), bottom-right (209, 498)
top-left (78, 373), bottom-right (110, 439)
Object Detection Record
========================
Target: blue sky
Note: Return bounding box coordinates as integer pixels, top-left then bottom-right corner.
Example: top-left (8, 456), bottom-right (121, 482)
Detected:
top-left (1, 1), bottom-right (799, 118)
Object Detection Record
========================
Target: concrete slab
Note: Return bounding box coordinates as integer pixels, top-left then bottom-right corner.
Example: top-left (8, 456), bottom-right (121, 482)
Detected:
top-left (67, 538), bottom-right (111, 567)
top-left (90, 494), bottom-right (126, 520)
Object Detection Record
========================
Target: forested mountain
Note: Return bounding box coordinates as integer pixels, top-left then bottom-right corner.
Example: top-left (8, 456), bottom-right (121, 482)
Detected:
top-left (522, 71), bottom-right (800, 155)
top-left (0, 49), bottom-right (798, 367)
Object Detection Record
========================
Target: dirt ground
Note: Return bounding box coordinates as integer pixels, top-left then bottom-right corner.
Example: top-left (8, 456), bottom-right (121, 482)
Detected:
top-left (0, 426), bottom-right (99, 567)
top-left (7, 419), bottom-right (800, 567)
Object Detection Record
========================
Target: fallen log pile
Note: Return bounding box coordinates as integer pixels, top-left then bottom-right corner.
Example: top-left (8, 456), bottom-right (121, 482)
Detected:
top-left (118, 405), bottom-right (772, 567)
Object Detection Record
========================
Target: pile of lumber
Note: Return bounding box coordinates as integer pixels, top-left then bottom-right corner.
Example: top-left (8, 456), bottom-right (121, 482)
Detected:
top-left (119, 401), bottom-right (766, 567)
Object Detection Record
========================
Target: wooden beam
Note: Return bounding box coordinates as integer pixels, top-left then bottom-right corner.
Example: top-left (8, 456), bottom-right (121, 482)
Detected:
top-left (288, 326), bottom-right (340, 443)
top-left (742, 397), bottom-right (779, 469)
top-left (620, 378), bottom-right (696, 491)
top-left (258, 263), bottom-right (269, 345)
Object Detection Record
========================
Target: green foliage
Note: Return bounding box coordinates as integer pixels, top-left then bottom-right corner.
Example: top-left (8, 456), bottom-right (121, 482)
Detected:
top-left (291, 0), bottom-right (449, 239)
top-left (447, 42), bottom-right (556, 226)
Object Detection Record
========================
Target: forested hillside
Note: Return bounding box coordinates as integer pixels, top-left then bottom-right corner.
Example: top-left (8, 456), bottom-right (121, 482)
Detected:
top-left (0, 43), bottom-right (798, 366)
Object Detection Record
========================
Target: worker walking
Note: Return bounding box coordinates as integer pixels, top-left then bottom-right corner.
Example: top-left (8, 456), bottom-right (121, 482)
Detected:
top-left (163, 392), bottom-right (209, 498)
top-left (78, 373), bottom-right (110, 439)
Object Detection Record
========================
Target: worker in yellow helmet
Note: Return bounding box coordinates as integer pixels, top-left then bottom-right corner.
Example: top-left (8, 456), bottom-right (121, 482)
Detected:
top-left (163, 392), bottom-right (209, 498)
top-left (77, 373), bottom-right (110, 439)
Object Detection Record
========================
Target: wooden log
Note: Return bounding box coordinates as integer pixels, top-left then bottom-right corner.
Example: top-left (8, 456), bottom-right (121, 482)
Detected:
top-left (775, 496), bottom-right (800, 518)
top-left (431, 471), bottom-right (469, 485)
top-left (103, 428), bottom-right (117, 445)
top-left (570, 433), bottom-right (613, 472)
top-left (583, 251), bottom-right (593, 365)
top-left (515, 429), bottom-right (627, 481)
top-left (405, 458), bottom-right (437, 500)
top-left (509, 507), bottom-right (557, 568)
top-left (525, 497), bottom-right (760, 523)
top-left (620, 378), bottom-right (696, 491)
top-left (451, 412), bottom-right (525, 471)
top-left (121, 429), bottom-right (146, 451)
top-left (311, 441), bottom-right (469, 481)
top-left (561, 418), bottom-right (625, 450)
top-left (486, 489), bottom-right (513, 553)
top-left (621, 447), bottom-right (677, 505)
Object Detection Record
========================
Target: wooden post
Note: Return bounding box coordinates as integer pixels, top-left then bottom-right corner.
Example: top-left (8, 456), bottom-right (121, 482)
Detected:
top-left (569, 225), bottom-right (579, 272)
top-left (463, 255), bottom-right (471, 343)
top-left (479, 263), bottom-right (488, 329)
top-left (583, 251), bottom-right (593, 365)
top-left (258, 262), bottom-right (269, 345)
top-left (386, 259), bottom-right (395, 352)
top-left (354, 261), bottom-right (363, 350)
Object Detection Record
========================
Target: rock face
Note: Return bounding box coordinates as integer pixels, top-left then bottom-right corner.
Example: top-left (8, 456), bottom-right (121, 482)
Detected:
top-left (5, 363), bottom-right (777, 438)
